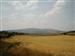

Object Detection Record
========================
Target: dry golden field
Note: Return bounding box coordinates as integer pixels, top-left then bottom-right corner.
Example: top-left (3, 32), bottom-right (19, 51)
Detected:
top-left (2, 35), bottom-right (75, 56)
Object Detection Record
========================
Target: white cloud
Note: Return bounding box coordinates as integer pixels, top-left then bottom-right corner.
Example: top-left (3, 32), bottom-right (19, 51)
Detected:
top-left (45, 0), bottom-right (65, 16)
top-left (26, 0), bottom-right (39, 6)
top-left (11, 0), bottom-right (39, 10)
top-left (1, 0), bottom-right (73, 31)
top-left (8, 0), bottom-right (39, 17)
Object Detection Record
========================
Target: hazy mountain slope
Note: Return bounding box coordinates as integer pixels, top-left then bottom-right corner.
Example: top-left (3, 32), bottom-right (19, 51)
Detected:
top-left (7, 28), bottom-right (63, 34)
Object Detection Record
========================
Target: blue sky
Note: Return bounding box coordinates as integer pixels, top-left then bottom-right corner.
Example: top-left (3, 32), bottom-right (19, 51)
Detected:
top-left (0, 0), bottom-right (74, 31)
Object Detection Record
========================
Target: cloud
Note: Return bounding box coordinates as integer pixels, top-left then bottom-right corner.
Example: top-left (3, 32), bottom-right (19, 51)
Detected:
top-left (26, 0), bottom-right (39, 6)
top-left (11, 0), bottom-right (39, 10)
top-left (11, 1), bottom-right (25, 10)
top-left (2, 0), bottom-right (40, 30)
top-left (3, 0), bottom-right (39, 20)
top-left (7, 0), bottom-right (39, 17)
top-left (1, 0), bottom-right (73, 31)
top-left (45, 0), bottom-right (65, 16)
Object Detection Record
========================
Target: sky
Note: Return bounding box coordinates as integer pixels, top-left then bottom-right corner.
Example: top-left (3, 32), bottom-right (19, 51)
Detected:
top-left (0, 0), bottom-right (74, 31)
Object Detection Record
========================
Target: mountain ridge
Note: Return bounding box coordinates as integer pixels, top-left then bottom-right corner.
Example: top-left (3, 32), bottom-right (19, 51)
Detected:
top-left (6, 28), bottom-right (63, 34)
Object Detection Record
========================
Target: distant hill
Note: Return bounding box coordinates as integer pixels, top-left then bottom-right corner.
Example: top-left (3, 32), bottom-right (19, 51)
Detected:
top-left (7, 28), bottom-right (63, 35)
top-left (0, 29), bottom-right (75, 38)
top-left (62, 31), bottom-right (75, 35)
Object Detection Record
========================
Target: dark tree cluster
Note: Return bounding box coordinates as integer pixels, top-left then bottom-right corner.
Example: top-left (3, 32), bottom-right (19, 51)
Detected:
top-left (0, 31), bottom-right (15, 39)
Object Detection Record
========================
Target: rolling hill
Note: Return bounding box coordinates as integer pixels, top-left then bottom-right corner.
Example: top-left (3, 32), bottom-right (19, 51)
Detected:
top-left (7, 28), bottom-right (63, 34)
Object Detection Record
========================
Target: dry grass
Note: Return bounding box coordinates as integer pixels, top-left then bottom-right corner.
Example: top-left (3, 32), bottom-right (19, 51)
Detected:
top-left (2, 35), bottom-right (75, 56)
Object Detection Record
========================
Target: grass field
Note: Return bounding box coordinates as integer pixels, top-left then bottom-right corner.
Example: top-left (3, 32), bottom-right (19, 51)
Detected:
top-left (2, 35), bottom-right (75, 56)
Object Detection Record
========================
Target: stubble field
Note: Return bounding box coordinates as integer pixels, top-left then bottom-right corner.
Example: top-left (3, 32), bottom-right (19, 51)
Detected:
top-left (2, 35), bottom-right (75, 56)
